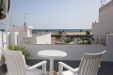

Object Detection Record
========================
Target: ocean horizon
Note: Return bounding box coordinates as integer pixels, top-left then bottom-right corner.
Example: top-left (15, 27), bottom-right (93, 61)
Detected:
top-left (32, 29), bottom-right (91, 32)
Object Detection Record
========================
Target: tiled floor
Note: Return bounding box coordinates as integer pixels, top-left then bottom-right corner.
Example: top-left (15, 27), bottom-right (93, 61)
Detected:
top-left (0, 59), bottom-right (113, 75)
top-left (27, 59), bottom-right (113, 75)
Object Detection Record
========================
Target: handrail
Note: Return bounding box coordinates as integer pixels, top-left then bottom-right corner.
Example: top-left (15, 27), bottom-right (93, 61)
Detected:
top-left (27, 61), bottom-right (47, 75)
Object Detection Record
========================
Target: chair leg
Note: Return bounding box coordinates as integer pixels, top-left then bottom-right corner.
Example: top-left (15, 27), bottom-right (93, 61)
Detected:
top-left (58, 64), bottom-right (63, 75)
top-left (42, 63), bottom-right (47, 75)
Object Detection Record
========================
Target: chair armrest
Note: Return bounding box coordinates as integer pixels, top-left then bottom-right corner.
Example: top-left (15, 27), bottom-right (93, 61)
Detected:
top-left (58, 62), bottom-right (79, 73)
top-left (27, 61), bottom-right (47, 70)
top-left (73, 67), bottom-right (79, 72)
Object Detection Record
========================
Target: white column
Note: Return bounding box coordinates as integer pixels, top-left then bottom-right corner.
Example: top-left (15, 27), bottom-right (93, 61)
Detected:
top-left (50, 59), bottom-right (54, 75)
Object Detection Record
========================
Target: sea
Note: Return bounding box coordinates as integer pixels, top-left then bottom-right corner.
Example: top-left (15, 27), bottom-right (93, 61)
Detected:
top-left (32, 29), bottom-right (92, 32)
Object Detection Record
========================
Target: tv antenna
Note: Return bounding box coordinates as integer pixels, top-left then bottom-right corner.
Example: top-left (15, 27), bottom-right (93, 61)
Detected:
top-left (100, 0), bottom-right (104, 6)
top-left (100, 0), bottom-right (108, 7)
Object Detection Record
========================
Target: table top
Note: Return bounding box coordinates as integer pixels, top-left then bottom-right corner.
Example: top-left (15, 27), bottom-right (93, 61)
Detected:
top-left (38, 50), bottom-right (67, 58)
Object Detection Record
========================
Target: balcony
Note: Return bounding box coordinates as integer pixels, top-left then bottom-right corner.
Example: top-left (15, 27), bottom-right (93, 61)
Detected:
top-left (0, 0), bottom-right (113, 75)
top-left (0, 26), bottom-right (113, 75)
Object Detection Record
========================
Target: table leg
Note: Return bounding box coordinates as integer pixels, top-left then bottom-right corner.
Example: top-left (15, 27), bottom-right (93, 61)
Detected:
top-left (50, 59), bottom-right (54, 75)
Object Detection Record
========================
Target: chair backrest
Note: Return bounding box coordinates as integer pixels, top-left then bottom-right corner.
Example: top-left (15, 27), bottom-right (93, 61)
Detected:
top-left (3, 51), bottom-right (26, 75)
top-left (78, 50), bottom-right (106, 75)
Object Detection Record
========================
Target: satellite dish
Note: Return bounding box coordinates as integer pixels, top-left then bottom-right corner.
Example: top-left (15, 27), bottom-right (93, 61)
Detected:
top-left (0, 0), bottom-right (10, 20)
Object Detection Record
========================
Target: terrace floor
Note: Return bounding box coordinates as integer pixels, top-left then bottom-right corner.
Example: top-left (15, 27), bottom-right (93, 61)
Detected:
top-left (27, 59), bottom-right (113, 75)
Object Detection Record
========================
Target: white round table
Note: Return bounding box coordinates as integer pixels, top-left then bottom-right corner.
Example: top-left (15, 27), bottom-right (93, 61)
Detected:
top-left (38, 50), bottom-right (67, 74)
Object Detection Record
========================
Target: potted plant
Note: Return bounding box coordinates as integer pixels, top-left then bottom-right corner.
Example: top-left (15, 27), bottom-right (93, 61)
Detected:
top-left (8, 45), bottom-right (31, 59)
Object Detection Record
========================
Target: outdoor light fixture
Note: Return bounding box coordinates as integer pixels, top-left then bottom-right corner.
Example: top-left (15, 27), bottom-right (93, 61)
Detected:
top-left (0, 0), bottom-right (10, 20)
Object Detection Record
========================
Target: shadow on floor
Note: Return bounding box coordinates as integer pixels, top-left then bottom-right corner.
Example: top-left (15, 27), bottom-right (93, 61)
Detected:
top-left (26, 59), bottom-right (113, 75)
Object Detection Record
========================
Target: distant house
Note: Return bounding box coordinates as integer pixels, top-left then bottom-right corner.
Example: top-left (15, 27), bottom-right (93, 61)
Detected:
top-left (32, 32), bottom-right (51, 44)
top-left (32, 29), bottom-right (92, 44)
top-left (7, 25), bottom-right (52, 45)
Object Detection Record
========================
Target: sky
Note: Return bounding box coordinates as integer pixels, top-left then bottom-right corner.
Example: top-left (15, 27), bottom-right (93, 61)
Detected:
top-left (3, 0), bottom-right (110, 29)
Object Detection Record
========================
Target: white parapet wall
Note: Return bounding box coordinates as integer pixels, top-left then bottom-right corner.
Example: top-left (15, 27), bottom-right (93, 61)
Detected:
top-left (105, 33), bottom-right (113, 62)
top-left (24, 44), bottom-right (113, 62)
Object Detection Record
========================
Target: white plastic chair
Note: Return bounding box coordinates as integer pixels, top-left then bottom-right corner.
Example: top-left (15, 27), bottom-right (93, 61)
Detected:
top-left (58, 50), bottom-right (107, 75)
top-left (3, 51), bottom-right (47, 75)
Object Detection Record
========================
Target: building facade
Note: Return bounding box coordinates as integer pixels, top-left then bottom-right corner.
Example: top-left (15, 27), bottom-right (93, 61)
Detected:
top-left (93, 0), bottom-right (113, 44)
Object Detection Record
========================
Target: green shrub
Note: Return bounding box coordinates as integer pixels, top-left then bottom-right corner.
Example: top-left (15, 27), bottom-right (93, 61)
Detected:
top-left (8, 45), bottom-right (31, 59)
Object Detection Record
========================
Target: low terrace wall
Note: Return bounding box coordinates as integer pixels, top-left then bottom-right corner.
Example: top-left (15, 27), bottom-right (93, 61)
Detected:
top-left (24, 44), bottom-right (113, 62)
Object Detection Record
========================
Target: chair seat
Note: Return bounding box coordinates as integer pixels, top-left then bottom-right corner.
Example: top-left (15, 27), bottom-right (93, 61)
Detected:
top-left (26, 68), bottom-right (43, 75)
top-left (3, 51), bottom-right (47, 75)
top-left (62, 70), bottom-right (78, 75)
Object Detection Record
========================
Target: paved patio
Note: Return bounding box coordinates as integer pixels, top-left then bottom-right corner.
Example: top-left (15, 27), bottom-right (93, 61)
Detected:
top-left (27, 59), bottom-right (113, 75)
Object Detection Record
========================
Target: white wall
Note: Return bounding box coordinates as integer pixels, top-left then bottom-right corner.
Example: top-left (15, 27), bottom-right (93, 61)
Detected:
top-left (26, 26), bottom-right (32, 37)
top-left (106, 34), bottom-right (113, 46)
top-left (24, 44), bottom-right (113, 61)
top-left (105, 34), bottom-right (113, 61)
top-left (8, 32), bottom-right (19, 46)
top-left (0, 31), bottom-right (7, 49)
top-left (93, 1), bottom-right (113, 43)
top-left (36, 33), bottom-right (51, 44)
top-left (7, 25), bottom-right (33, 46)
top-left (0, 32), bottom-right (4, 49)
top-left (92, 1), bottom-right (113, 62)
top-left (91, 1), bottom-right (113, 62)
